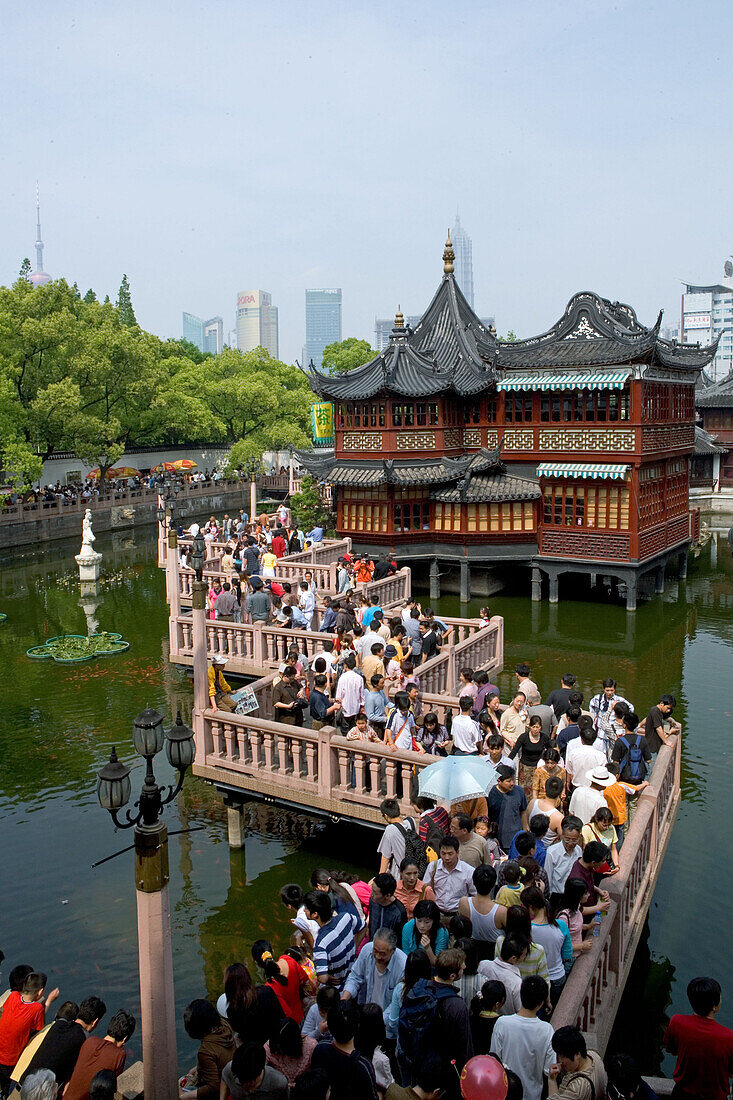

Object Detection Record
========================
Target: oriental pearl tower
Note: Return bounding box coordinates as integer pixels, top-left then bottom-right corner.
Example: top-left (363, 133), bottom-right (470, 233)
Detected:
top-left (29, 182), bottom-right (51, 287)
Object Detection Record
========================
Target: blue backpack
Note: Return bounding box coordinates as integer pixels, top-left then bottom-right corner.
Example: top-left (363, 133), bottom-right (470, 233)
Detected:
top-left (618, 734), bottom-right (647, 783)
top-left (398, 978), bottom-right (458, 1066)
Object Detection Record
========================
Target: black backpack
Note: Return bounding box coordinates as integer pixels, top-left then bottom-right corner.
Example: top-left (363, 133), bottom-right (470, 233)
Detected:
top-left (395, 818), bottom-right (429, 877)
top-left (398, 979), bottom-right (459, 1067)
top-left (618, 734), bottom-right (647, 783)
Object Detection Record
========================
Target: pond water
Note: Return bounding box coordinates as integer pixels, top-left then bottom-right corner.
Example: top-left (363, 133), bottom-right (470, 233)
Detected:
top-left (0, 525), bottom-right (731, 1074)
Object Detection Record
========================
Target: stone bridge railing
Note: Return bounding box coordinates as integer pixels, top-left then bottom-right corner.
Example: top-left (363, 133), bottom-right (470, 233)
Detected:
top-left (551, 733), bottom-right (681, 1051)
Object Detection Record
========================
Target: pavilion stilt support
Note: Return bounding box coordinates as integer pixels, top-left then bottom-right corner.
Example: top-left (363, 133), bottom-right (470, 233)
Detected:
top-left (531, 567), bottom-right (542, 602)
top-left (548, 574), bottom-right (559, 604)
top-left (226, 804), bottom-right (246, 849)
top-left (654, 566), bottom-right (665, 595)
top-left (460, 561), bottom-right (471, 603)
top-left (678, 550), bottom-right (688, 579)
top-left (429, 559), bottom-right (441, 601)
top-left (625, 576), bottom-right (638, 612)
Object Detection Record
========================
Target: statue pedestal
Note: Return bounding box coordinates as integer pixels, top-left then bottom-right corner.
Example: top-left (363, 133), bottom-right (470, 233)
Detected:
top-left (76, 550), bottom-right (102, 583)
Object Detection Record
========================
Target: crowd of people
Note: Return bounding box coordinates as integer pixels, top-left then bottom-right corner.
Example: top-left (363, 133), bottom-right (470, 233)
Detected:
top-left (2, 470), bottom-right (234, 509)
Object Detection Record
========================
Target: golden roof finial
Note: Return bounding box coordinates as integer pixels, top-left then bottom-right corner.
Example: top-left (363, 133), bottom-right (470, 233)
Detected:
top-left (394, 303), bottom-right (405, 329)
top-left (443, 231), bottom-right (455, 275)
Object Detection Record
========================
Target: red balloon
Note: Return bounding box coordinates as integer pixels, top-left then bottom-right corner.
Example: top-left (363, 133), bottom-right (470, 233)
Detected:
top-left (460, 1055), bottom-right (508, 1100)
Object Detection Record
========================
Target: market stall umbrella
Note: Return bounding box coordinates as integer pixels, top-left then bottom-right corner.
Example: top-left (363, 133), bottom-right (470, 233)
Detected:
top-left (85, 468), bottom-right (113, 480)
top-left (418, 756), bottom-right (499, 805)
top-left (172, 459), bottom-right (197, 471)
top-left (108, 466), bottom-right (141, 478)
top-left (155, 462), bottom-right (177, 472)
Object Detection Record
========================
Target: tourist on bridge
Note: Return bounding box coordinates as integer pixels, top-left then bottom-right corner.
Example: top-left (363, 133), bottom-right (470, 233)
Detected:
top-left (423, 837), bottom-right (475, 922)
top-left (304, 893), bottom-right (360, 991)
top-left (515, 663), bottom-right (542, 706)
top-left (664, 976), bottom-right (733, 1100)
top-left (394, 858), bottom-right (436, 920)
top-left (63, 1010), bottom-right (136, 1100)
top-left (335, 654), bottom-right (365, 733)
top-left (569, 842), bottom-right (612, 909)
top-left (490, 975), bottom-right (554, 1100)
top-left (298, 581), bottom-right (316, 630)
top-left (342, 927), bottom-right (406, 1021)
top-left (457, 864), bottom-right (507, 958)
top-left (544, 816), bottom-right (583, 895)
top-left (245, 577), bottom-right (270, 623)
top-left (546, 673), bottom-right (577, 722)
top-left (450, 813), bottom-right (497, 868)
top-left (488, 765), bottom-right (528, 851)
top-left (18, 996), bottom-right (106, 1090)
top-left (564, 719), bottom-right (606, 795)
top-left (305, 525), bottom-right (323, 546)
top-left (208, 656), bottom-right (236, 713)
top-left (500, 692), bottom-right (529, 750)
top-left (590, 678), bottom-right (633, 754)
top-left (310, 1001), bottom-right (377, 1099)
top-left (548, 1026), bottom-right (607, 1100)
top-left (449, 696), bottom-right (481, 756)
top-left (477, 936), bottom-right (527, 1015)
top-left (509, 714), bottom-right (552, 798)
top-left (569, 766), bottom-right (615, 825)
top-left (181, 999), bottom-right (235, 1100)
top-left (644, 693), bottom-right (681, 755)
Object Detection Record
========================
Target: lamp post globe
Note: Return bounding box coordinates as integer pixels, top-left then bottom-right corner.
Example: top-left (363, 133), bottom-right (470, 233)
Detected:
top-left (166, 712), bottom-right (196, 772)
top-left (97, 746), bottom-right (132, 813)
top-left (133, 707), bottom-right (166, 758)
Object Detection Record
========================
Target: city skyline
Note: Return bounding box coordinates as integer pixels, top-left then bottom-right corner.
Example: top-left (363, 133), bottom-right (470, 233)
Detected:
top-left (3, 2), bottom-right (732, 363)
top-left (304, 288), bottom-right (342, 369)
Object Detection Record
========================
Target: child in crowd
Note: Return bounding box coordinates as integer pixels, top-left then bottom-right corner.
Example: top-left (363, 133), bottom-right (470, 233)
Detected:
top-left (495, 862), bottom-right (524, 907)
top-left (470, 980), bottom-right (506, 1054)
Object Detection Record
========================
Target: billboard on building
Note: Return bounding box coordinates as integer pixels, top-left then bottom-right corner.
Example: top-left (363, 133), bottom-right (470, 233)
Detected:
top-left (311, 402), bottom-right (334, 447)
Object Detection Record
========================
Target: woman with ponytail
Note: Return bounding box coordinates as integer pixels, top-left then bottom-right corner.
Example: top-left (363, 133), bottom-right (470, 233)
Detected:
top-left (251, 940), bottom-right (311, 1024)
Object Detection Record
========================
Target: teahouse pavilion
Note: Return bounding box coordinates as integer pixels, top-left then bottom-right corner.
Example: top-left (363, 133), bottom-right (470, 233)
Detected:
top-left (299, 238), bottom-right (718, 608)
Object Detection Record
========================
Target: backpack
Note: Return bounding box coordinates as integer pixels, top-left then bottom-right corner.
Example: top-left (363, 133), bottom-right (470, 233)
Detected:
top-left (423, 813), bottom-right (448, 863)
top-left (398, 979), bottom-right (459, 1066)
top-left (618, 734), bottom-right (646, 783)
top-left (395, 818), bottom-right (429, 877)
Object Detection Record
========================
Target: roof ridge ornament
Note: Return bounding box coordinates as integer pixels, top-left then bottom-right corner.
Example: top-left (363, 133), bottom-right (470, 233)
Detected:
top-left (391, 304), bottom-right (407, 340)
top-left (443, 231), bottom-right (455, 275)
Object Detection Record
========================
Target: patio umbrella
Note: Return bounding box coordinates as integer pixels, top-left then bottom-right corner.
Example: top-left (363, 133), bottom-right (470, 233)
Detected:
top-left (172, 459), bottom-right (197, 470)
top-left (85, 468), bottom-right (114, 480)
top-left (156, 462), bottom-right (176, 472)
top-left (108, 466), bottom-right (140, 478)
top-left (418, 756), bottom-right (499, 805)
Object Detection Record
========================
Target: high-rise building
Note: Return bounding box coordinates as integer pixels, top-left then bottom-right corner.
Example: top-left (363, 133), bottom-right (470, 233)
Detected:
top-left (451, 213), bottom-right (474, 309)
top-left (236, 290), bottom-right (279, 358)
top-left (182, 312), bottom-right (204, 350)
top-left (29, 183), bottom-right (51, 287)
top-left (305, 289), bottom-right (342, 369)
top-left (203, 316), bottom-right (224, 356)
top-left (680, 262), bottom-right (733, 380)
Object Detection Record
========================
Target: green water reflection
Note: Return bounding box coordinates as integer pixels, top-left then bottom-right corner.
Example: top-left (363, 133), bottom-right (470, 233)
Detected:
top-left (0, 527), bottom-right (731, 1073)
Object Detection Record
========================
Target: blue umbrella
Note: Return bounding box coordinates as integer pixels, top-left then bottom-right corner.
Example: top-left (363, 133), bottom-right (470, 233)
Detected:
top-left (418, 756), bottom-right (499, 804)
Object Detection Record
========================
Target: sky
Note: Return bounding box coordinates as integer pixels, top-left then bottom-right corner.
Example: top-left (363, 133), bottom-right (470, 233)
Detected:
top-left (3, 0), bottom-right (733, 363)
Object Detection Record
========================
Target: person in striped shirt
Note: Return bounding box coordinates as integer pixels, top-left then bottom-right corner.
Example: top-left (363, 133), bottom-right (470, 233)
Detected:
top-left (304, 892), bottom-right (359, 990)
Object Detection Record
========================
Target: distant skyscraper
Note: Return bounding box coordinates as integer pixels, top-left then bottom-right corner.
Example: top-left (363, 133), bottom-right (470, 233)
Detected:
top-left (183, 313), bottom-right (225, 354)
top-left (305, 289), bottom-right (342, 369)
top-left (182, 312), bottom-right (204, 350)
top-left (203, 316), bottom-right (223, 355)
top-left (451, 213), bottom-right (474, 309)
top-left (680, 263), bottom-right (733, 380)
top-left (236, 290), bottom-right (279, 358)
top-left (29, 183), bottom-right (51, 287)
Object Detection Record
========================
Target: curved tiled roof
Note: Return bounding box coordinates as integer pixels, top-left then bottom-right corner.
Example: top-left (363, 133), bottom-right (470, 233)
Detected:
top-left (430, 471), bottom-right (540, 504)
top-left (309, 275), bottom-right (497, 401)
top-left (296, 446), bottom-right (504, 488)
top-left (696, 367), bottom-right (733, 407)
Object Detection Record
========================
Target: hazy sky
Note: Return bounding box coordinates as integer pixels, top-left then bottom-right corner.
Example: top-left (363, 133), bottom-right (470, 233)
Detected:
top-left (3, 0), bottom-right (732, 363)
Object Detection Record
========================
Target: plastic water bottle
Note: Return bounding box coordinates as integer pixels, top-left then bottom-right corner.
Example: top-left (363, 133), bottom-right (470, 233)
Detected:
top-left (592, 910), bottom-right (603, 937)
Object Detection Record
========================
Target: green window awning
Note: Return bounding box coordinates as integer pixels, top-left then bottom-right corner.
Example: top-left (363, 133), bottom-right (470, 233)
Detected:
top-left (497, 370), bottom-right (631, 392)
top-left (537, 463), bottom-right (630, 480)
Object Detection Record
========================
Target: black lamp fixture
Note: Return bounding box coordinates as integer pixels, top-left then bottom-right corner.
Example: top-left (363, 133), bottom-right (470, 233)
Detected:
top-left (191, 530), bottom-right (206, 581)
top-left (96, 708), bottom-right (195, 830)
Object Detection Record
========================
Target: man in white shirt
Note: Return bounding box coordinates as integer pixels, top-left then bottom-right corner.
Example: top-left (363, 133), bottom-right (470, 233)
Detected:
top-left (298, 581), bottom-right (316, 630)
top-left (590, 678), bottom-right (632, 753)
top-left (565, 720), bottom-right (606, 790)
top-left (478, 936), bottom-right (527, 1014)
top-left (544, 815), bottom-right (583, 894)
top-left (424, 836), bottom-right (476, 918)
top-left (569, 766), bottom-right (615, 825)
top-left (450, 696), bottom-right (481, 754)
top-left (400, 598), bottom-right (418, 625)
top-left (491, 976), bottom-right (555, 1100)
top-left (335, 654), bottom-right (365, 730)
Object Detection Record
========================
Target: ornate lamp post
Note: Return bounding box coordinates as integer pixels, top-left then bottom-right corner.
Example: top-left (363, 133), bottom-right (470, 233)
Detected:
top-left (97, 709), bottom-right (195, 1100)
top-left (244, 457), bottom-right (259, 521)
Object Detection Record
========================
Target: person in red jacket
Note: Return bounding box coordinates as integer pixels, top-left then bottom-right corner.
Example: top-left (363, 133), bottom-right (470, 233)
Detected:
top-left (664, 976), bottom-right (733, 1100)
top-left (0, 972), bottom-right (58, 1093)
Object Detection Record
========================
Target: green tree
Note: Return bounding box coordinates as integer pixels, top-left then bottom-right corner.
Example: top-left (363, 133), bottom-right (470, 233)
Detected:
top-left (19, 258), bottom-right (31, 282)
top-left (117, 274), bottom-right (137, 326)
top-left (499, 330), bottom-right (517, 342)
top-left (83, 288), bottom-right (97, 304)
top-left (289, 475), bottom-right (333, 534)
top-left (321, 337), bottom-right (376, 374)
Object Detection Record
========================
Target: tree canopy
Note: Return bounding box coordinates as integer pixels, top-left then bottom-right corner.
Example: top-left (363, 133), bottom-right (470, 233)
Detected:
top-left (321, 337), bottom-right (376, 374)
top-left (0, 276), bottom-right (311, 488)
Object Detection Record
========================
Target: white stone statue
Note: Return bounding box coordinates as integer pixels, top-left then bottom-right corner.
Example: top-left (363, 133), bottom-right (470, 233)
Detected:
top-left (82, 509), bottom-right (96, 548)
top-left (76, 508), bottom-right (102, 580)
